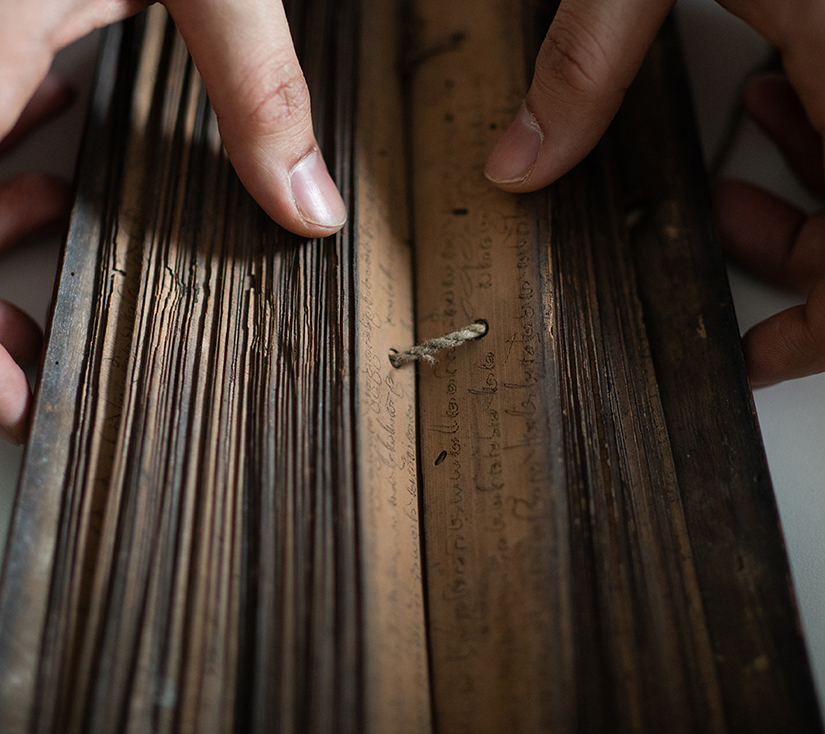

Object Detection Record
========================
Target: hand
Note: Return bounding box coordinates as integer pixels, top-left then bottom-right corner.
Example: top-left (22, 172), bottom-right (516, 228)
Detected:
top-left (485, 0), bottom-right (825, 386)
top-left (1, 0), bottom-right (346, 238)
top-left (0, 75), bottom-right (74, 444)
top-left (714, 74), bottom-right (825, 387)
top-left (0, 0), bottom-right (347, 444)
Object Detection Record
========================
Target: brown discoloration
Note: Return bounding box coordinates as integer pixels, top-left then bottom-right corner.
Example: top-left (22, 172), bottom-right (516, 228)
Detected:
top-left (0, 4), bottom-right (819, 734)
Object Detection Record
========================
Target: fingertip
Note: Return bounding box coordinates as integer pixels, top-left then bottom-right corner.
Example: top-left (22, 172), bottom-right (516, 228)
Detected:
top-left (0, 344), bottom-right (31, 446)
top-left (485, 0), bottom-right (672, 194)
top-left (289, 149), bottom-right (347, 231)
top-left (0, 423), bottom-right (25, 446)
top-left (741, 316), bottom-right (798, 389)
top-left (167, 0), bottom-right (347, 237)
top-left (231, 145), bottom-right (347, 238)
top-left (485, 104), bottom-right (544, 186)
top-left (0, 300), bottom-right (43, 367)
top-left (484, 100), bottom-right (615, 194)
top-left (741, 326), bottom-right (782, 389)
top-left (742, 294), bottom-right (825, 387)
top-left (710, 178), bottom-right (821, 291)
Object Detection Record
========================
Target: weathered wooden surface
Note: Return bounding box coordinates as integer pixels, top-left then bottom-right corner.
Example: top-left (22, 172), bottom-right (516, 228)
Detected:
top-left (409, 0), bottom-right (821, 731)
top-left (0, 1), bottom-right (819, 733)
top-left (618, 22), bottom-right (822, 731)
top-left (0, 3), bottom-right (428, 733)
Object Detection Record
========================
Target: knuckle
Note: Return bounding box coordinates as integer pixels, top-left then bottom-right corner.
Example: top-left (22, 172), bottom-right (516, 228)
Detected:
top-left (534, 18), bottom-right (614, 101)
top-left (236, 55), bottom-right (312, 135)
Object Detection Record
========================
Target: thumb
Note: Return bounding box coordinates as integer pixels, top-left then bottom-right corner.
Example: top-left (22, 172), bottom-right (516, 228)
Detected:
top-left (485, 0), bottom-right (673, 190)
top-left (0, 343), bottom-right (31, 446)
top-left (743, 280), bottom-right (825, 388)
top-left (164, 0), bottom-right (347, 236)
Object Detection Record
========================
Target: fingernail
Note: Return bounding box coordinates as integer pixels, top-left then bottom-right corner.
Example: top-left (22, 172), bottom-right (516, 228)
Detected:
top-left (485, 104), bottom-right (543, 184)
top-left (290, 150), bottom-right (347, 228)
top-left (0, 424), bottom-right (23, 447)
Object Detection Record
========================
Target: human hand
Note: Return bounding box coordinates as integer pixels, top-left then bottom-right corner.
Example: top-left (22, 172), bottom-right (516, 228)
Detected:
top-left (484, 0), bottom-right (825, 386)
top-left (1, 0), bottom-right (346, 239)
top-left (1, 0), bottom-right (348, 444)
top-left (714, 74), bottom-right (825, 387)
top-left (0, 75), bottom-right (74, 445)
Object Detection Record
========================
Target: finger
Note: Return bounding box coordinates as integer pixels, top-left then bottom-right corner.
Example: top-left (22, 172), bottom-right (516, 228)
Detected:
top-left (164, 0), bottom-right (347, 237)
top-left (485, 0), bottom-right (673, 190)
top-left (743, 73), bottom-right (825, 199)
top-left (0, 1), bottom-right (149, 142)
top-left (0, 73), bottom-right (75, 155)
top-left (0, 343), bottom-right (31, 445)
top-left (0, 172), bottom-right (71, 253)
top-left (712, 179), bottom-right (825, 293)
top-left (0, 300), bottom-right (43, 367)
top-left (743, 279), bottom-right (825, 387)
top-left (0, 39), bottom-right (54, 143)
top-left (721, 1), bottom-right (825, 139)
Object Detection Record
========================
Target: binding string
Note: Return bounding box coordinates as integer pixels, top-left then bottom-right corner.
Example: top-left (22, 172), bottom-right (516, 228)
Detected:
top-left (389, 320), bottom-right (488, 368)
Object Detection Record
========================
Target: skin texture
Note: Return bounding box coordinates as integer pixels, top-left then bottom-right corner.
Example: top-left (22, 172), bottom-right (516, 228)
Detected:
top-left (0, 0), bottom-right (348, 444)
top-left (0, 0), bottom-right (346, 236)
top-left (0, 76), bottom-right (73, 444)
top-left (485, 0), bottom-right (825, 389)
top-left (1, 0), bottom-right (824, 442)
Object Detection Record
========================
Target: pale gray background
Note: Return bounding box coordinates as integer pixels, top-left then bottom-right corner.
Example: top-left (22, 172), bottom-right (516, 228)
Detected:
top-left (0, 0), bottom-right (822, 709)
